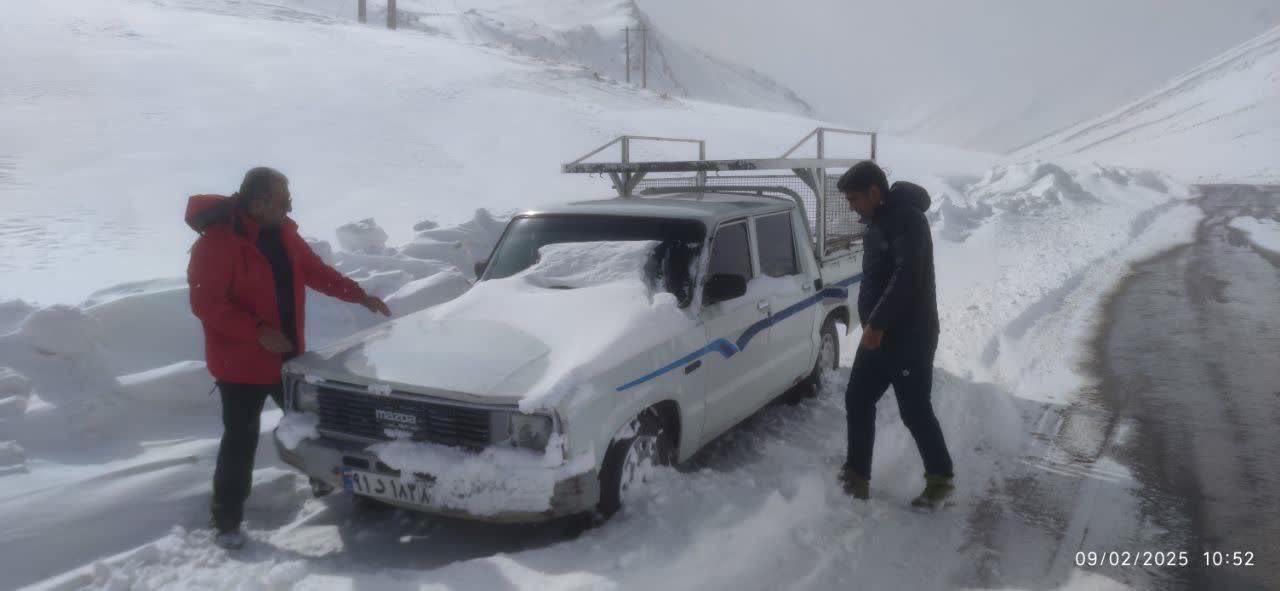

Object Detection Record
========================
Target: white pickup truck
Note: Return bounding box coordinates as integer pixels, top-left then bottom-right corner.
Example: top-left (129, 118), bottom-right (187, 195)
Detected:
top-left (274, 129), bottom-right (874, 523)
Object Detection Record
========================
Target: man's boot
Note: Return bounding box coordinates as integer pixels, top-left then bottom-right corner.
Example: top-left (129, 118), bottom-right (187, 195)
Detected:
top-left (213, 529), bottom-right (246, 550)
top-left (838, 465), bottom-right (870, 500)
top-left (911, 473), bottom-right (954, 509)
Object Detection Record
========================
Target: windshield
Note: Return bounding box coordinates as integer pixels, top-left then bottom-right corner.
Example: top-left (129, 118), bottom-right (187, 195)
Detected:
top-left (482, 215), bottom-right (705, 306)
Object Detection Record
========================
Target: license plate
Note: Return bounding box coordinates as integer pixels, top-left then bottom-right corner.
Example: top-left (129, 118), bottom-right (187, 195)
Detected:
top-left (341, 467), bottom-right (432, 506)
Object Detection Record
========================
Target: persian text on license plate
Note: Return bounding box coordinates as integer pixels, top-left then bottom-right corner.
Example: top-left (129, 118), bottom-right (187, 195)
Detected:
top-left (341, 468), bottom-right (432, 506)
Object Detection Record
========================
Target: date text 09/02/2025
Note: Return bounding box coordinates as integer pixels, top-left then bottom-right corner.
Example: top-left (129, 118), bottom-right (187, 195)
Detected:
top-left (1075, 551), bottom-right (1256, 567)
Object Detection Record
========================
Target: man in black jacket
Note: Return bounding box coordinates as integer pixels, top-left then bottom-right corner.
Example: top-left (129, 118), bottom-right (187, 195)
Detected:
top-left (837, 160), bottom-right (954, 508)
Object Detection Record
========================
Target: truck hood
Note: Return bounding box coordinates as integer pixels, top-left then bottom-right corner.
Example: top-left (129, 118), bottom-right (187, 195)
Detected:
top-left (291, 312), bottom-right (552, 402)
top-left (290, 241), bottom-right (697, 409)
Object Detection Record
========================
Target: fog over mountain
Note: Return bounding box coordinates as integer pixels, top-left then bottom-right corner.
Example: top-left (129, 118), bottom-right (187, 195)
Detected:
top-left (640, 0), bottom-right (1279, 152)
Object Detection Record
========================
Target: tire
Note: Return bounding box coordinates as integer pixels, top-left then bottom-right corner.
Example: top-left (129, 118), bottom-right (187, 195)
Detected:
top-left (792, 315), bottom-right (840, 403)
top-left (596, 410), bottom-right (676, 520)
top-left (778, 315), bottom-right (839, 404)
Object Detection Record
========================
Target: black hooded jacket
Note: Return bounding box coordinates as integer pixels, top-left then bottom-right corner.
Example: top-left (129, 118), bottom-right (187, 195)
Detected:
top-left (857, 181), bottom-right (940, 352)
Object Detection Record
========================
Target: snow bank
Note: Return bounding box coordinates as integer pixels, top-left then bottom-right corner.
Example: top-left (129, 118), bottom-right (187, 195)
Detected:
top-left (1228, 216), bottom-right (1280, 256)
top-left (0, 306), bottom-right (121, 410)
top-left (0, 300), bottom-right (35, 335)
top-left (16, 305), bottom-right (106, 358)
top-left (0, 208), bottom-right (505, 482)
top-left (401, 209), bottom-right (512, 279)
top-left (116, 361), bottom-right (213, 409)
top-left (927, 161), bottom-right (1200, 403)
top-left (335, 218), bottom-right (391, 255)
top-left (384, 270), bottom-right (473, 317)
top-left (0, 395), bottom-right (28, 420)
top-left (83, 280), bottom-right (204, 375)
top-left (369, 436), bottom-right (594, 515)
top-left (929, 162), bottom-right (1185, 240)
top-left (0, 441), bottom-right (25, 468)
top-left (0, 367), bottom-right (33, 398)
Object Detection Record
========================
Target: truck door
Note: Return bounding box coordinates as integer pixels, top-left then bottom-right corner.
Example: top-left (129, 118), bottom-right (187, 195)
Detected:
top-left (699, 219), bottom-right (776, 438)
top-left (753, 210), bottom-right (817, 396)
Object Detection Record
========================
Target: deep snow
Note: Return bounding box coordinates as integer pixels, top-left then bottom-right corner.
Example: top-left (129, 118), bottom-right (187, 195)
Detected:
top-left (0, 0), bottom-right (1214, 589)
top-left (1228, 215), bottom-right (1280, 257)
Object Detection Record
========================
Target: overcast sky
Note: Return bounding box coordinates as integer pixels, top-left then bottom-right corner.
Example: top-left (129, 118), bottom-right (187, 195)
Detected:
top-left (639, 0), bottom-right (1278, 153)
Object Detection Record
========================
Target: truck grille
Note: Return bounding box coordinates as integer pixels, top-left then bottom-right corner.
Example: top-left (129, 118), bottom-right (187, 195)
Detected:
top-left (315, 386), bottom-right (492, 449)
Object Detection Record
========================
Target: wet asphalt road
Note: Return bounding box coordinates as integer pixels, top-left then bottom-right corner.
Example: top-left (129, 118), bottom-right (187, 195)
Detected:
top-left (1094, 184), bottom-right (1280, 590)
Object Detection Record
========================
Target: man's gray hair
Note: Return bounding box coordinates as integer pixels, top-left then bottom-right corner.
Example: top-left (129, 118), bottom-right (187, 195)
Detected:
top-left (235, 167), bottom-right (287, 208)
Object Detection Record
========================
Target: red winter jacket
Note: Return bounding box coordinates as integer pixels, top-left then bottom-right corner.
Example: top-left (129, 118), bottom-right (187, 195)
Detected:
top-left (186, 195), bottom-right (367, 384)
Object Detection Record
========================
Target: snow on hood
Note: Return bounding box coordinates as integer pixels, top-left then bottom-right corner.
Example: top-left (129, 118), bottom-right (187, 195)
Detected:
top-left (298, 241), bottom-right (695, 411)
top-left (519, 240), bottom-right (654, 289)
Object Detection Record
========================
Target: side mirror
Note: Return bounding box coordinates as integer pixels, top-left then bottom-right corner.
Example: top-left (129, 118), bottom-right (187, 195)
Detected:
top-left (474, 260), bottom-right (488, 279)
top-left (704, 273), bottom-right (748, 304)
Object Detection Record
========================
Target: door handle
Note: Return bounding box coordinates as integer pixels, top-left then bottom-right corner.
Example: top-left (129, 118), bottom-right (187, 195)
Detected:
top-left (684, 360), bottom-right (702, 374)
top-left (801, 282), bottom-right (813, 292)
top-left (757, 300), bottom-right (770, 312)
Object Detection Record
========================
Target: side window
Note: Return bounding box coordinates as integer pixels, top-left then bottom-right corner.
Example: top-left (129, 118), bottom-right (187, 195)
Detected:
top-left (706, 222), bottom-right (752, 281)
top-left (755, 212), bottom-right (799, 277)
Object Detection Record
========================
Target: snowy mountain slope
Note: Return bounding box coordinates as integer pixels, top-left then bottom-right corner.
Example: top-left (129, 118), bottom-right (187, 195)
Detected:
top-left (1016, 25), bottom-right (1280, 183)
top-left (0, 0), bottom-right (974, 306)
top-left (233, 0), bottom-right (816, 116)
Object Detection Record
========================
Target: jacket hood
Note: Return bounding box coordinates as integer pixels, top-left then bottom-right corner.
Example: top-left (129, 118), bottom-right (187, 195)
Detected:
top-left (185, 194), bottom-right (297, 235)
top-left (185, 194), bottom-right (236, 233)
top-left (887, 181), bottom-right (932, 213)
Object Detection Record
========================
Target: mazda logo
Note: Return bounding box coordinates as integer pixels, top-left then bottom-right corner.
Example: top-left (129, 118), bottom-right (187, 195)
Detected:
top-left (375, 409), bottom-right (418, 426)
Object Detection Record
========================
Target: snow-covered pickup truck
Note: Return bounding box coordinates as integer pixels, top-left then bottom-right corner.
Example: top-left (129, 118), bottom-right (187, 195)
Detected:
top-left (274, 129), bottom-right (874, 523)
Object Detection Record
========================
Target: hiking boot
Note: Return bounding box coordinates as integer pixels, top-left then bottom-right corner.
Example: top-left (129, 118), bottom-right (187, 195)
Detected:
top-left (910, 473), bottom-right (954, 509)
top-left (838, 465), bottom-right (870, 500)
top-left (213, 529), bottom-right (246, 550)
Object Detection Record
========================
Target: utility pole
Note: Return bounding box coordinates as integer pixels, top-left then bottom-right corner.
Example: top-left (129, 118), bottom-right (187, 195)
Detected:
top-left (358, 0), bottom-right (366, 23)
top-left (624, 25), bottom-right (648, 88)
top-left (387, 0), bottom-right (397, 29)
top-left (640, 25), bottom-right (647, 89)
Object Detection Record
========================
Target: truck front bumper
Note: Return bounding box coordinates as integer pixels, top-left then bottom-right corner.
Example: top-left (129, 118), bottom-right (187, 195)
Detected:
top-left (274, 430), bottom-right (600, 524)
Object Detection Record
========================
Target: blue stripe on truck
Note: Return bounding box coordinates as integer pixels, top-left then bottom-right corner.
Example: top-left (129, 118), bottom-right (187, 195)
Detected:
top-left (615, 273), bottom-right (862, 392)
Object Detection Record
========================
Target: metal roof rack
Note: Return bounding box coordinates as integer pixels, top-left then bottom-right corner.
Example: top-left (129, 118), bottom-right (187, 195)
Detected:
top-left (561, 127), bottom-right (877, 260)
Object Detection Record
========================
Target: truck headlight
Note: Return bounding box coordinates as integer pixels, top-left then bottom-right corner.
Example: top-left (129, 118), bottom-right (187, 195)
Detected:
top-left (293, 381), bottom-right (320, 413)
top-left (507, 413), bottom-right (553, 451)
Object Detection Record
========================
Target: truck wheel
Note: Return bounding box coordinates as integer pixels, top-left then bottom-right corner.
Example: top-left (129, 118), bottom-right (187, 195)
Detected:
top-left (809, 316), bottom-right (842, 396)
top-left (597, 411), bottom-right (675, 520)
top-left (783, 315), bottom-right (840, 405)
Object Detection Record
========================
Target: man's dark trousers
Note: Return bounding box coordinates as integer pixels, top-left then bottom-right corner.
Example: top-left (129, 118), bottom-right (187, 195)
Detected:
top-left (845, 336), bottom-right (953, 481)
top-left (211, 381), bottom-right (284, 532)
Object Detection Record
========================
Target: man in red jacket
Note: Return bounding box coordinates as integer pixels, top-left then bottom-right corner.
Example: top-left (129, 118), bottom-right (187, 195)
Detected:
top-left (186, 167), bottom-right (390, 549)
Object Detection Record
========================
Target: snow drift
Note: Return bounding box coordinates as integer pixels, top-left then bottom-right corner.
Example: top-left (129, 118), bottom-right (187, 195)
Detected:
top-left (1229, 215), bottom-right (1280, 257)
